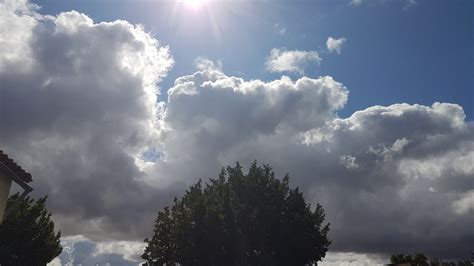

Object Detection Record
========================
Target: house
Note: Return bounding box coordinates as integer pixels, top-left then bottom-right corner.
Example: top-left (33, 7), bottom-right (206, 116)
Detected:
top-left (0, 150), bottom-right (33, 223)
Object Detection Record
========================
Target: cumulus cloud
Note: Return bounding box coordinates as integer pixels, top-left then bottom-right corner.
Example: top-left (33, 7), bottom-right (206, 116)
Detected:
top-left (140, 67), bottom-right (348, 191)
top-left (153, 65), bottom-right (473, 258)
top-left (1, 0), bottom-right (473, 262)
top-left (265, 48), bottom-right (321, 75)
top-left (320, 252), bottom-right (387, 265)
top-left (452, 190), bottom-right (474, 215)
top-left (194, 56), bottom-right (222, 71)
top-left (327, 36), bottom-right (347, 54)
top-left (0, 0), bottom-right (176, 243)
top-left (50, 236), bottom-right (143, 265)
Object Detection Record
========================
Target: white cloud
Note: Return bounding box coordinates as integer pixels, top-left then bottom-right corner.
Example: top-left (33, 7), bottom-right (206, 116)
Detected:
top-left (273, 23), bottom-right (287, 35)
top-left (452, 190), bottom-right (474, 215)
top-left (350, 0), bottom-right (362, 6)
top-left (399, 148), bottom-right (474, 180)
top-left (154, 64), bottom-right (473, 258)
top-left (320, 252), bottom-right (387, 265)
top-left (144, 66), bottom-right (348, 189)
top-left (51, 235), bottom-right (143, 265)
top-left (369, 137), bottom-right (410, 162)
top-left (340, 155), bottom-right (359, 170)
top-left (0, 0), bottom-right (174, 241)
top-left (194, 56), bottom-right (222, 71)
top-left (327, 37), bottom-right (347, 54)
top-left (265, 48), bottom-right (321, 74)
top-left (404, 0), bottom-right (417, 9)
top-left (0, 0), bottom-right (38, 70)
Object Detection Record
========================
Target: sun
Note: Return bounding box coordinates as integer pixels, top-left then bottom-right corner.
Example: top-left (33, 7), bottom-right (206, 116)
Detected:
top-left (179, 0), bottom-right (208, 9)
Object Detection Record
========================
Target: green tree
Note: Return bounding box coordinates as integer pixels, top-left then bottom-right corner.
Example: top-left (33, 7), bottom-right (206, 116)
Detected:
top-left (390, 253), bottom-right (429, 266)
top-left (0, 194), bottom-right (62, 265)
top-left (143, 162), bottom-right (331, 265)
top-left (391, 253), bottom-right (414, 265)
top-left (390, 253), bottom-right (473, 266)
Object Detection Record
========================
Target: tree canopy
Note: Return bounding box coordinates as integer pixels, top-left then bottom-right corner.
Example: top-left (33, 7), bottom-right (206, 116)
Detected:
top-left (390, 253), bottom-right (473, 266)
top-left (143, 162), bottom-right (330, 265)
top-left (0, 193), bottom-right (62, 265)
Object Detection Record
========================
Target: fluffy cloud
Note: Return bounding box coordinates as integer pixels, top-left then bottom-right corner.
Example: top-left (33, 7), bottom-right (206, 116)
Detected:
top-left (452, 190), bottom-right (474, 215)
top-left (0, 0), bottom-right (175, 242)
top-left (265, 48), bottom-right (321, 74)
top-left (48, 236), bottom-right (143, 265)
top-left (340, 155), bottom-right (359, 170)
top-left (153, 66), bottom-right (473, 258)
top-left (194, 57), bottom-right (222, 71)
top-left (320, 252), bottom-right (387, 265)
top-left (140, 68), bottom-right (348, 191)
top-left (1, 0), bottom-right (473, 262)
top-left (327, 36), bottom-right (347, 54)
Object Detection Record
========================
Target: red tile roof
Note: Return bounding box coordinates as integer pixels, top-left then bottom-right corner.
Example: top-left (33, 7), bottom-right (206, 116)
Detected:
top-left (0, 150), bottom-right (32, 183)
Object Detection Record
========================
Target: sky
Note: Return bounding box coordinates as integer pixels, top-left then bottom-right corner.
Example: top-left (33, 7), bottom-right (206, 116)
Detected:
top-left (0, 0), bottom-right (473, 264)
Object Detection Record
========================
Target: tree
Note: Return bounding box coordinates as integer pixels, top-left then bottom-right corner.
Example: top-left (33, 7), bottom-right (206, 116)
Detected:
top-left (0, 193), bottom-right (62, 265)
top-left (390, 253), bottom-right (473, 266)
top-left (143, 162), bottom-right (331, 265)
top-left (391, 253), bottom-right (429, 266)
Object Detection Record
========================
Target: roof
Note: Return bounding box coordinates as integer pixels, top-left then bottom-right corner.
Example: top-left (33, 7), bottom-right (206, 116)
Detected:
top-left (0, 150), bottom-right (32, 183)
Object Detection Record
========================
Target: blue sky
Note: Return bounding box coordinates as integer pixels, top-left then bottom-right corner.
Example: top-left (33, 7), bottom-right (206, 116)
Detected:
top-left (34, 0), bottom-right (473, 119)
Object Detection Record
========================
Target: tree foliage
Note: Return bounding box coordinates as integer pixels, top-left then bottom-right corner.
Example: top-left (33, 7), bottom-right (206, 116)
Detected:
top-left (0, 193), bottom-right (62, 265)
top-left (390, 253), bottom-right (473, 266)
top-left (391, 253), bottom-right (429, 266)
top-left (143, 162), bottom-right (330, 265)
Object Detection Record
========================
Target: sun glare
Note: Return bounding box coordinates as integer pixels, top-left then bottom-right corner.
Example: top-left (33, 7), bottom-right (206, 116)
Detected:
top-left (179, 0), bottom-right (208, 9)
